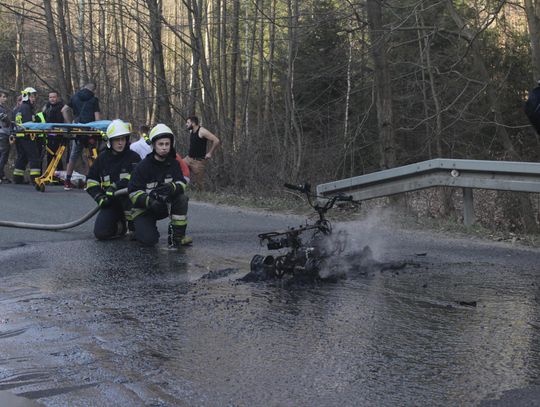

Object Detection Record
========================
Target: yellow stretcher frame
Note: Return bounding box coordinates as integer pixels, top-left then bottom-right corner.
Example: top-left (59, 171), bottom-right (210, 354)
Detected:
top-left (12, 128), bottom-right (104, 192)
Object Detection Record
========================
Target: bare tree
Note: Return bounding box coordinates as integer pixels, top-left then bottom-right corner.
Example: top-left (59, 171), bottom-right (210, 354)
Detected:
top-left (525, 0), bottom-right (540, 80)
top-left (366, 0), bottom-right (396, 170)
top-left (146, 0), bottom-right (172, 123)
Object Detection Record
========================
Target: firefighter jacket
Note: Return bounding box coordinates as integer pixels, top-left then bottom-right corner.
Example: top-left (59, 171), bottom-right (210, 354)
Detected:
top-left (13, 101), bottom-right (33, 124)
top-left (13, 102), bottom-right (34, 138)
top-left (86, 147), bottom-right (141, 203)
top-left (128, 149), bottom-right (188, 216)
top-left (13, 103), bottom-right (46, 140)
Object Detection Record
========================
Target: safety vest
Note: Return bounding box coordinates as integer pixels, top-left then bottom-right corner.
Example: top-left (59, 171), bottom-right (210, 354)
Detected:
top-left (14, 111), bottom-right (25, 138)
top-left (34, 111), bottom-right (46, 139)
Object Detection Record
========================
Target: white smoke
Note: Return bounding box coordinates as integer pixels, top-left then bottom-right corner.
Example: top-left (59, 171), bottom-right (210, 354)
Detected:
top-left (316, 206), bottom-right (399, 279)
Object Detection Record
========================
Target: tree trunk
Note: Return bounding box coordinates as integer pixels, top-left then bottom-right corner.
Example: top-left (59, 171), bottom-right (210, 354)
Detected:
top-left (230, 0), bottom-right (240, 148)
top-left (98, 0), bottom-right (110, 117)
top-left (239, 0), bottom-right (259, 142)
top-left (256, 0), bottom-right (265, 134)
top-left (55, 0), bottom-right (73, 97)
top-left (43, 0), bottom-right (68, 97)
top-left (146, 0), bottom-right (172, 123)
top-left (14, 7), bottom-right (25, 93)
top-left (525, 0), bottom-right (540, 81)
top-left (216, 0), bottom-right (227, 126)
top-left (77, 0), bottom-right (88, 85)
top-left (191, 0), bottom-right (218, 129)
top-left (263, 0), bottom-right (275, 126)
top-left (343, 30), bottom-right (353, 175)
top-left (366, 0), bottom-right (397, 170)
top-left (118, 2), bottom-right (132, 118)
top-left (186, 1), bottom-right (200, 116)
top-left (285, 0), bottom-right (302, 179)
top-left (135, 2), bottom-right (147, 124)
top-left (64, 1), bottom-right (80, 89)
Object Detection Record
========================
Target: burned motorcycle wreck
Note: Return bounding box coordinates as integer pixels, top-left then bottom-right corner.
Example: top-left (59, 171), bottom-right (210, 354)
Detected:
top-left (241, 183), bottom-right (387, 283)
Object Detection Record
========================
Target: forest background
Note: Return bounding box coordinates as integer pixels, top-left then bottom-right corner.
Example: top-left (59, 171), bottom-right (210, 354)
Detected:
top-left (0, 0), bottom-right (539, 234)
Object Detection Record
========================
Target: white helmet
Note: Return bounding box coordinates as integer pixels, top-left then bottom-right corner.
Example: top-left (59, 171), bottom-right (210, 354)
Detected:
top-left (21, 87), bottom-right (37, 102)
top-left (105, 119), bottom-right (131, 148)
top-left (149, 123), bottom-right (174, 145)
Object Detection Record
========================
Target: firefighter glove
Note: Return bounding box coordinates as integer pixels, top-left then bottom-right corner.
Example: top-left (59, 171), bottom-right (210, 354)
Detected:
top-left (154, 182), bottom-right (177, 196)
top-left (96, 194), bottom-right (112, 208)
top-left (148, 198), bottom-right (169, 219)
top-left (105, 185), bottom-right (117, 197)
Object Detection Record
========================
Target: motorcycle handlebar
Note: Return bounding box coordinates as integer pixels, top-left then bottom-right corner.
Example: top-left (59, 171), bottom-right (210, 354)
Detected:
top-left (284, 182), bottom-right (311, 193)
top-left (284, 183), bottom-right (354, 202)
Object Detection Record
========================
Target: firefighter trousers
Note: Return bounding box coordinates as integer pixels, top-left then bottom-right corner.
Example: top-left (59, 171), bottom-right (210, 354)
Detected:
top-left (13, 138), bottom-right (42, 183)
top-left (94, 197), bottom-right (133, 240)
top-left (133, 193), bottom-right (188, 246)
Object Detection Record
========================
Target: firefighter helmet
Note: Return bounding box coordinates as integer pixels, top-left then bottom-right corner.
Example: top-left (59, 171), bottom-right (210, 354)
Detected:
top-left (149, 123), bottom-right (174, 145)
top-left (105, 119), bottom-right (131, 148)
top-left (21, 87), bottom-right (37, 102)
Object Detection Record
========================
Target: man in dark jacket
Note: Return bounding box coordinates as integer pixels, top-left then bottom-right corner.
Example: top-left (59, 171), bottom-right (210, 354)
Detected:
top-left (86, 119), bottom-right (140, 240)
top-left (42, 91), bottom-right (65, 170)
top-left (61, 83), bottom-right (102, 190)
top-left (128, 123), bottom-right (191, 248)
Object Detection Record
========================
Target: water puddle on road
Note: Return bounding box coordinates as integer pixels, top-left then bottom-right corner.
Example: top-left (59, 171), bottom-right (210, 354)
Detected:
top-left (0, 239), bottom-right (539, 406)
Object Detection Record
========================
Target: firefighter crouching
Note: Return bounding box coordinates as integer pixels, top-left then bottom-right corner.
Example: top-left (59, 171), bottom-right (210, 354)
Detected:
top-left (86, 119), bottom-right (141, 240)
top-left (128, 123), bottom-right (192, 248)
top-left (12, 87), bottom-right (44, 184)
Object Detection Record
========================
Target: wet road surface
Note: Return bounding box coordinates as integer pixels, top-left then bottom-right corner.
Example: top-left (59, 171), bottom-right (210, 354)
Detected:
top-left (0, 185), bottom-right (539, 406)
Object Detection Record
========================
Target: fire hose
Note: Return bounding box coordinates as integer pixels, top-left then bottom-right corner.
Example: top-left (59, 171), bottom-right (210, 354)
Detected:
top-left (0, 189), bottom-right (127, 231)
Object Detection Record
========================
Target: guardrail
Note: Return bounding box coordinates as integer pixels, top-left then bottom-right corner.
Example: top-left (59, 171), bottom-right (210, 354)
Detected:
top-left (316, 159), bottom-right (540, 226)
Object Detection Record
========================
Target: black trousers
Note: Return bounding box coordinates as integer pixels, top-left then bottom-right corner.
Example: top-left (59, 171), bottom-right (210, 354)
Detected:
top-left (93, 197), bottom-right (131, 240)
top-left (133, 193), bottom-right (188, 246)
top-left (133, 212), bottom-right (161, 246)
top-left (13, 138), bottom-right (42, 183)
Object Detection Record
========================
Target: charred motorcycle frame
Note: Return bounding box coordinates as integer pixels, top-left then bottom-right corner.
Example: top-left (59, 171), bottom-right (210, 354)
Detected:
top-left (249, 183), bottom-right (356, 280)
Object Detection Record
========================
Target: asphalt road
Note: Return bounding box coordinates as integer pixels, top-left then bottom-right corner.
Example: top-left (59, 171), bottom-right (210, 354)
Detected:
top-left (0, 184), bottom-right (539, 407)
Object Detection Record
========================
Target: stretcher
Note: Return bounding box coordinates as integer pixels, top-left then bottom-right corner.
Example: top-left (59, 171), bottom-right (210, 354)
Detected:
top-left (12, 120), bottom-right (111, 192)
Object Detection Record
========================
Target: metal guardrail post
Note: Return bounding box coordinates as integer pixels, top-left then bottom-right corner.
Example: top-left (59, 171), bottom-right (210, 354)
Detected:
top-left (463, 188), bottom-right (474, 226)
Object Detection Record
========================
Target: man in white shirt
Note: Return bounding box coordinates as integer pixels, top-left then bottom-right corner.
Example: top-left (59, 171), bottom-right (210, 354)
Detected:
top-left (130, 125), bottom-right (151, 159)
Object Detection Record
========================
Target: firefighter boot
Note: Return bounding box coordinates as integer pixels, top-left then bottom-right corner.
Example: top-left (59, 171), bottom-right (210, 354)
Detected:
top-left (117, 220), bottom-right (127, 237)
top-left (126, 220), bottom-right (136, 240)
top-left (12, 168), bottom-right (25, 184)
top-left (167, 224), bottom-right (193, 248)
top-left (29, 172), bottom-right (40, 186)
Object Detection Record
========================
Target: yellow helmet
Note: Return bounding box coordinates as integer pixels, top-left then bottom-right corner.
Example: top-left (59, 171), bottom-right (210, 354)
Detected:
top-left (105, 119), bottom-right (131, 148)
top-left (149, 123), bottom-right (174, 145)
